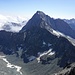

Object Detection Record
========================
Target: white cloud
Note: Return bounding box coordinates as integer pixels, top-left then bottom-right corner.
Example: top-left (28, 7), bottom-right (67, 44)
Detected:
top-left (0, 14), bottom-right (29, 32)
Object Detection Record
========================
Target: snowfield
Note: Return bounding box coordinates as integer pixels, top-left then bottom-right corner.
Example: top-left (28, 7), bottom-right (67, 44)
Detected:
top-left (0, 55), bottom-right (22, 75)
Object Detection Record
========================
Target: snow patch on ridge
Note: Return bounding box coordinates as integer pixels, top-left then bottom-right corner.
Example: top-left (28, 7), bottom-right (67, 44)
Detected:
top-left (52, 29), bottom-right (65, 37)
top-left (37, 49), bottom-right (55, 63)
top-left (52, 29), bottom-right (75, 46)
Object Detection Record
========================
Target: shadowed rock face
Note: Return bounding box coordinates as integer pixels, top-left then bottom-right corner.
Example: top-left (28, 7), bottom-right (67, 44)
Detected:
top-left (69, 67), bottom-right (75, 75)
top-left (55, 63), bottom-right (75, 75)
top-left (19, 11), bottom-right (75, 66)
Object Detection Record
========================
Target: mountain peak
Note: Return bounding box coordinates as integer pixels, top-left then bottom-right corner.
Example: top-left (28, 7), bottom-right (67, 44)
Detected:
top-left (36, 11), bottom-right (45, 15)
top-left (34, 11), bottom-right (46, 19)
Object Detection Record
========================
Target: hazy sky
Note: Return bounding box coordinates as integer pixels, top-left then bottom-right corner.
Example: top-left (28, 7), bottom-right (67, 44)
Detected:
top-left (0, 0), bottom-right (75, 19)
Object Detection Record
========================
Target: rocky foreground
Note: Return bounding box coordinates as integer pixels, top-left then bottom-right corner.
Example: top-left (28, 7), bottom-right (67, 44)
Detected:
top-left (54, 63), bottom-right (75, 75)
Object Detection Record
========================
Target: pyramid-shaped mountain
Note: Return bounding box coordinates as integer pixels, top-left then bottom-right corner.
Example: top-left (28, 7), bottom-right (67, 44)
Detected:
top-left (0, 11), bottom-right (75, 75)
top-left (21, 11), bottom-right (75, 39)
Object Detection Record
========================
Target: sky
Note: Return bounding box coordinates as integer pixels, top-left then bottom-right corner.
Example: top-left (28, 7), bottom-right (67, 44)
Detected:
top-left (0, 0), bottom-right (75, 19)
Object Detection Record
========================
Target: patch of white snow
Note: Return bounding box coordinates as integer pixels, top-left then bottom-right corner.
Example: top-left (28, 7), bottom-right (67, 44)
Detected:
top-left (43, 41), bottom-right (46, 45)
top-left (48, 51), bottom-right (55, 55)
top-left (51, 29), bottom-right (65, 38)
top-left (0, 55), bottom-right (22, 75)
top-left (37, 49), bottom-right (55, 63)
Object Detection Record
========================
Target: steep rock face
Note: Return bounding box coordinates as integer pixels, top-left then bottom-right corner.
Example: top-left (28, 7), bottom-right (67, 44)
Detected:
top-left (19, 11), bottom-right (75, 67)
top-left (54, 19), bottom-right (75, 38)
top-left (20, 25), bottom-right (75, 67)
top-left (0, 30), bottom-right (24, 54)
top-left (21, 11), bottom-right (75, 38)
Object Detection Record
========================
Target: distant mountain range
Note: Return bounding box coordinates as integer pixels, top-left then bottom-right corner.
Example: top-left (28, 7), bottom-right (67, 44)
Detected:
top-left (63, 18), bottom-right (75, 30)
top-left (0, 11), bottom-right (75, 75)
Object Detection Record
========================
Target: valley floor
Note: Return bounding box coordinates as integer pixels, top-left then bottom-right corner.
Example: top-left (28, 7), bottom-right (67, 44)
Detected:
top-left (2, 54), bottom-right (62, 75)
